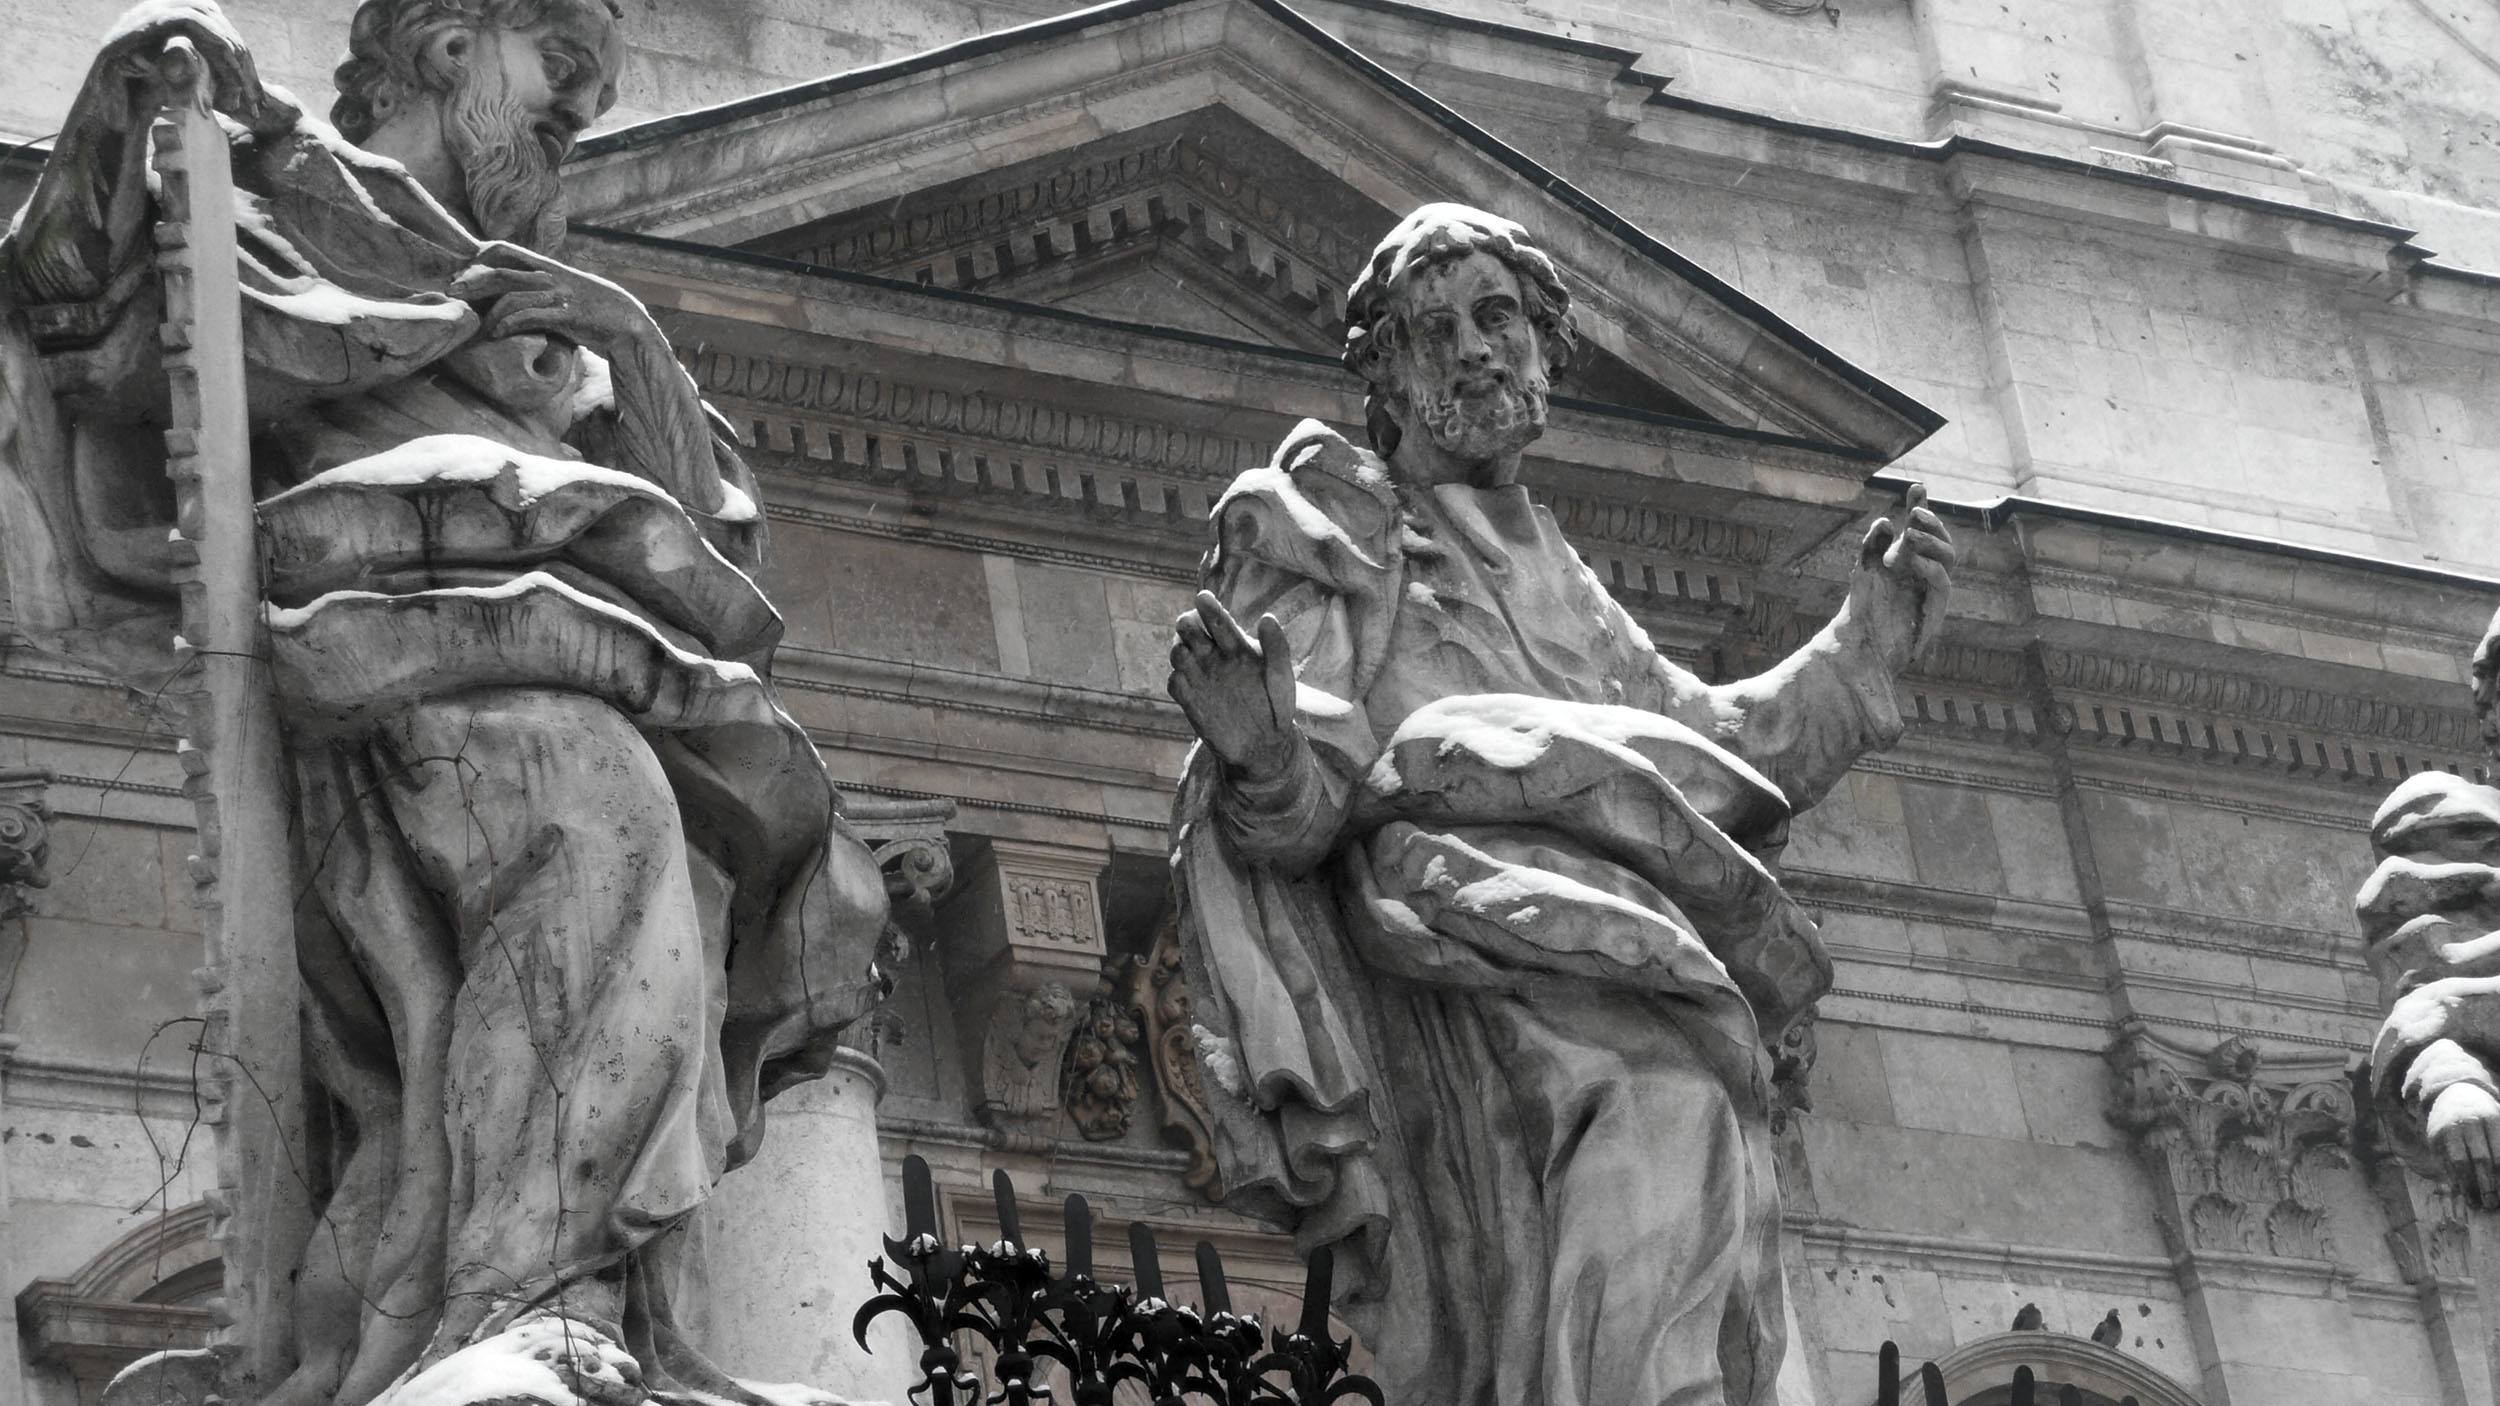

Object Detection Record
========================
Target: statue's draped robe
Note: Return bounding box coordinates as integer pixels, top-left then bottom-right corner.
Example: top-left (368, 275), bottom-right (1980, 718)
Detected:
top-left (0, 104), bottom-right (886, 1404)
top-left (1175, 424), bottom-right (1903, 1406)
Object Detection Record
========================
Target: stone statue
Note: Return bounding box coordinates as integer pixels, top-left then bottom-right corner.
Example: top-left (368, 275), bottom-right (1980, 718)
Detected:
top-left (1166, 204), bottom-right (1955, 1406)
top-left (2355, 614), bottom-right (2500, 1405)
top-left (2360, 626), bottom-right (2500, 1212)
top-left (0, 3), bottom-right (892, 1403)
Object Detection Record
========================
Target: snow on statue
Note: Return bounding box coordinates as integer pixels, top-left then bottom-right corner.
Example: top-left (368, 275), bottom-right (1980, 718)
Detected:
top-left (1167, 204), bottom-right (1956, 1406)
top-left (0, 3), bottom-right (889, 1404)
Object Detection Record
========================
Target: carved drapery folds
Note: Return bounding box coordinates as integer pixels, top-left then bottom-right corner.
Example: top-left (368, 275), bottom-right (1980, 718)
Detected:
top-left (2105, 1022), bottom-right (2353, 1260)
top-left (943, 839), bottom-right (1112, 1133)
top-left (0, 766), bottom-right (53, 918)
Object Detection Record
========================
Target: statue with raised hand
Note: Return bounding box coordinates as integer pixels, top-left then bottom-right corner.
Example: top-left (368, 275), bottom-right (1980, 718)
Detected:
top-left (0, 4), bottom-right (891, 1404)
top-left (2361, 625), bottom-right (2500, 1210)
top-left (1167, 204), bottom-right (1952, 1406)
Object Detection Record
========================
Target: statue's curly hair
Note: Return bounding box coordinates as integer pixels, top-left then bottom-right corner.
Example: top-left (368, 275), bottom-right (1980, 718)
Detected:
top-left (1342, 203), bottom-right (1578, 457)
top-left (330, 0), bottom-right (622, 143)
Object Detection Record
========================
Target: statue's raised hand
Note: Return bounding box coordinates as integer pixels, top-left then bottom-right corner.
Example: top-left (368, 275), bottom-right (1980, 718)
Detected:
top-left (1842, 482), bottom-right (1955, 670)
top-left (1170, 591), bottom-right (1300, 779)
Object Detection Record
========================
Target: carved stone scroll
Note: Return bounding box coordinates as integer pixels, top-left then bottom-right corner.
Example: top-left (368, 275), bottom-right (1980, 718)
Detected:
top-left (845, 793), bottom-right (959, 909)
top-left (0, 766), bottom-right (53, 918)
top-left (2105, 1022), bottom-right (2354, 1260)
top-left (1130, 910), bottom-right (1220, 1195)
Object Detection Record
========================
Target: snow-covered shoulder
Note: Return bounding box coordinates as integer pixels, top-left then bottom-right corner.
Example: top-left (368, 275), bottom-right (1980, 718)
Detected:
top-left (264, 434), bottom-right (673, 507)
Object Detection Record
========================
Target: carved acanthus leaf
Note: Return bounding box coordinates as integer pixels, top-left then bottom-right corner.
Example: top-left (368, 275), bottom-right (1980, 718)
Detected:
top-left (2105, 1023), bottom-right (2354, 1261)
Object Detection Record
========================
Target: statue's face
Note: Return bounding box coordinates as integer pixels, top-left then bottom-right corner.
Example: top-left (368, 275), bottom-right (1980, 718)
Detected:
top-left (440, 1), bottom-right (622, 244)
top-left (1387, 249), bottom-right (1551, 471)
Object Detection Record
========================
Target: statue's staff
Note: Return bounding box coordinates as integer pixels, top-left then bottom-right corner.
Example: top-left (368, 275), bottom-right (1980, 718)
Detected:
top-left (149, 35), bottom-right (309, 1395)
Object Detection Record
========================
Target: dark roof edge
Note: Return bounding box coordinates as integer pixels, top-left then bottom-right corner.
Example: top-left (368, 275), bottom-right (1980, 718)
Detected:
top-left (1870, 469), bottom-right (2500, 594)
top-left (576, 223), bottom-right (1882, 462)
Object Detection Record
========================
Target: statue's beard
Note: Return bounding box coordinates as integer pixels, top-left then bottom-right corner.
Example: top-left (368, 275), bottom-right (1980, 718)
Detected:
top-left (444, 76), bottom-right (566, 248)
top-left (1409, 371), bottom-right (1549, 462)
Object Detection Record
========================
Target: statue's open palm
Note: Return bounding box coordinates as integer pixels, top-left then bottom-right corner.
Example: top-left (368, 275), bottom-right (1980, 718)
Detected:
top-left (1170, 591), bottom-right (1299, 778)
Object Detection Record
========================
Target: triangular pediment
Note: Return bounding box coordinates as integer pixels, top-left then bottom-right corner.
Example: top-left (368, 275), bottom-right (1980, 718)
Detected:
top-left (566, 0), bottom-right (1941, 461)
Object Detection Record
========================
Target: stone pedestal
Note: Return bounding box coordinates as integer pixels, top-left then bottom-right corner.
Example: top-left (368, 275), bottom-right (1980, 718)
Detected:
top-left (689, 1049), bottom-right (915, 1402)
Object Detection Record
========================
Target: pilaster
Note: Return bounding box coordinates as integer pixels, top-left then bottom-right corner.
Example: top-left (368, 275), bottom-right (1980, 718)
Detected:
top-left (2359, 1086), bottom-right (2483, 1406)
top-left (2105, 1021), bottom-right (2373, 1405)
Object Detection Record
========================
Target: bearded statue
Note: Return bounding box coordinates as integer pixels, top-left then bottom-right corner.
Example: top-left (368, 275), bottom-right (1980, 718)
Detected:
top-left (0, 4), bottom-right (893, 1405)
top-left (1165, 204), bottom-right (1955, 1406)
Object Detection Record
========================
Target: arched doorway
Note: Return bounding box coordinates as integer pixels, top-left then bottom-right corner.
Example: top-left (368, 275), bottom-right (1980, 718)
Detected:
top-left (1902, 1332), bottom-right (2204, 1406)
top-left (16, 1202), bottom-right (218, 1405)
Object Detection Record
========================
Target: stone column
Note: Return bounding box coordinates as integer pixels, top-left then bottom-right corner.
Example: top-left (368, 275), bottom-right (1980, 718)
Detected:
top-left (0, 770), bottom-right (48, 1404)
top-left (686, 796), bottom-right (952, 1401)
top-left (2358, 1083), bottom-right (2481, 1406)
top-left (2105, 1021), bottom-right (2373, 1405)
top-left (688, 1047), bottom-right (915, 1401)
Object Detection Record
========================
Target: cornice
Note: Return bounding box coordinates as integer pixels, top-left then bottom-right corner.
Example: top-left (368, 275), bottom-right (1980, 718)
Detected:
top-left (1854, 755), bottom-right (2058, 799)
top-left (1793, 1219), bottom-right (2176, 1285)
top-left (772, 125), bottom-right (1368, 313)
top-left (2024, 563), bottom-right (2480, 664)
top-left (2067, 772), bottom-right (2372, 832)
top-left (694, 344), bottom-right (1269, 485)
top-left (1787, 869), bottom-right (2094, 948)
top-left (1821, 983), bottom-right (2362, 1053)
top-left (762, 495), bottom-right (1196, 584)
top-left (2101, 901), bottom-right (2362, 974)
top-left (2042, 650), bottom-right (2472, 745)
top-left (776, 645), bottom-right (1193, 742)
top-left (826, 776), bottom-right (1170, 835)
top-left (1532, 486), bottom-right (1773, 569)
top-left (6, 1049), bottom-right (200, 1119)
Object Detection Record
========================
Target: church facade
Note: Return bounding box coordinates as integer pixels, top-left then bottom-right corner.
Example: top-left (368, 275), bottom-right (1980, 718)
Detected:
top-left (5, 2), bottom-right (2500, 1404)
